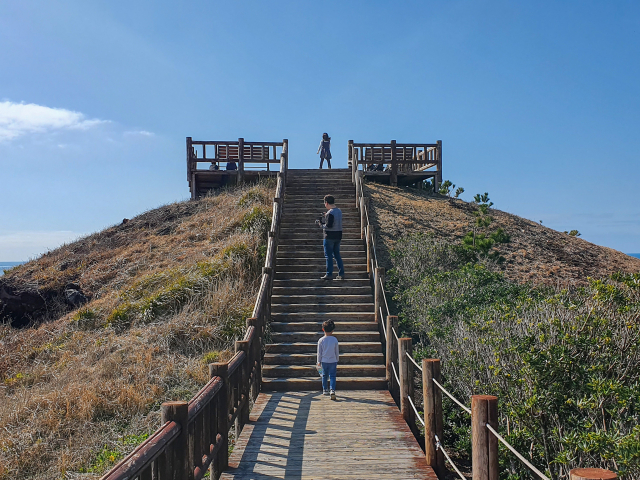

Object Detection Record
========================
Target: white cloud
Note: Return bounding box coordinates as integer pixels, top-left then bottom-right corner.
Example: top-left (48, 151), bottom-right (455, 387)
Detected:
top-left (124, 130), bottom-right (154, 137)
top-left (0, 101), bottom-right (109, 141)
top-left (0, 230), bottom-right (83, 261)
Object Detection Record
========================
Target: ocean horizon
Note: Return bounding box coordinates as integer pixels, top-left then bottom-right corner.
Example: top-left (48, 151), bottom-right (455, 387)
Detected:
top-left (0, 261), bottom-right (25, 276)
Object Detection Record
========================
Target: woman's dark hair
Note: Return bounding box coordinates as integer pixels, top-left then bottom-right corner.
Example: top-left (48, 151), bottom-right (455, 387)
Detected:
top-left (322, 132), bottom-right (330, 141)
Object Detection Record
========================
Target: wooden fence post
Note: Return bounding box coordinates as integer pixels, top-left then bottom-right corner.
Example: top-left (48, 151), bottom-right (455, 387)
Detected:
top-left (161, 401), bottom-right (191, 480)
top-left (390, 140), bottom-right (398, 187)
top-left (398, 337), bottom-right (416, 438)
top-left (235, 340), bottom-right (250, 433)
top-left (472, 395), bottom-right (498, 480)
top-left (349, 139), bottom-right (354, 183)
top-left (359, 192), bottom-right (368, 239)
top-left (209, 363), bottom-right (228, 476)
top-left (365, 227), bottom-right (372, 277)
top-left (374, 267), bottom-right (384, 324)
top-left (569, 469), bottom-right (617, 480)
top-left (355, 171), bottom-right (362, 209)
top-left (423, 359), bottom-right (445, 476)
top-left (246, 317), bottom-right (260, 401)
top-left (238, 137), bottom-right (244, 184)
top-left (386, 315), bottom-right (398, 391)
top-left (435, 140), bottom-right (442, 192)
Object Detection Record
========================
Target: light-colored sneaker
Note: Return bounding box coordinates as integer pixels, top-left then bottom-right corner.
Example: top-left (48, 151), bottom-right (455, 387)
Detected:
top-left (323, 390), bottom-right (329, 396)
top-left (335, 275), bottom-right (344, 280)
top-left (321, 274), bottom-right (332, 280)
top-left (330, 390), bottom-right (336, 400)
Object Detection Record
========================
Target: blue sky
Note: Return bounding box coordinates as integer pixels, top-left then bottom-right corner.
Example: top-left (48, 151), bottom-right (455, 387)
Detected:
top-left (1, 1), bottom-right (639, 261)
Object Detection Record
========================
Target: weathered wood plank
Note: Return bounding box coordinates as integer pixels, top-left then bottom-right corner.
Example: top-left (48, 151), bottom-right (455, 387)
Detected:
top-left (221, 391), bottom-right (437, 479)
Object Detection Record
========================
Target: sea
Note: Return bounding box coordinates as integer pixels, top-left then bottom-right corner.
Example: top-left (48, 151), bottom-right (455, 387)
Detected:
top-left (0, 261), bottom-right (25, 276)
top-left (630, 254), bottom-right (640, 260)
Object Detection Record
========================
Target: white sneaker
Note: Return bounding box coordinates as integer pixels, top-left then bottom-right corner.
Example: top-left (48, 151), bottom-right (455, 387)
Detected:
top-left (321, 274), bottom-right (332, 280)
top-left (330, 390), bottom-right (336, 400)
top-left (323, 390), bottom-right (329, 396)
top-left (335, 275), bottom-right (344, 280)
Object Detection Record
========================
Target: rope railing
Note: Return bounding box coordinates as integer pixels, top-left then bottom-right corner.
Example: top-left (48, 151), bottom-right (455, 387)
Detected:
top-left (486, 424), bottom-right (551, 480)
top-left (435, 435), bottom-right (467, 480)
top-left (380, 307), bottom-right (387, 340)
top-left (432, 378), bottom-right (471, 415)
top-left (391, 361), bottom-right (401, 386)
top-left (408, 395), bottom-right (424, 427)
top-left (405, 352), bottom-right (422, 371)
top-left (392, 327), bottom-right (399, 341)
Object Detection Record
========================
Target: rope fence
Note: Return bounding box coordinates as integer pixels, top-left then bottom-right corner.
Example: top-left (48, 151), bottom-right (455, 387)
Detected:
top-left (352, 156), bottom-right (617, 480)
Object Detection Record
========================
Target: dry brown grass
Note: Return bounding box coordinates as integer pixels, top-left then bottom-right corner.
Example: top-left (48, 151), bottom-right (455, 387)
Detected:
top-left (0, 181), bottom-right (274, 479)
top-left (365, 182), bottom-right (640, 286)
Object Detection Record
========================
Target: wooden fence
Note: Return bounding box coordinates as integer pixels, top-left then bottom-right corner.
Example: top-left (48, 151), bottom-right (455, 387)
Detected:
top-left (353, 170), bottom-right (617, 480)
top-left (187, 138), bottom-right (288, 199)
top-left (349, 139), bottom-right (442, 188)
top-left (101, 145), bottom-right (288, 480)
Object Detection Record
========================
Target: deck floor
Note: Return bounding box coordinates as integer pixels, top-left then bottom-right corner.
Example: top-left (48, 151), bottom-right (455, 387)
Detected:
top-left (221, 390), bottom-right (437, 480)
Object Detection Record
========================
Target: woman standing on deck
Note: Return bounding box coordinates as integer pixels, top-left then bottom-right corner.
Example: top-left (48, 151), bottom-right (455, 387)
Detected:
top-left (317, 133), bottom-right (332, 169)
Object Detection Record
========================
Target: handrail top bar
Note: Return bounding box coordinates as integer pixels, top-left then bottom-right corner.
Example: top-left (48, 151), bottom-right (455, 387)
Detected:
top-left (101, 420), bottom-right (180, 480)
top-left (190, 140), bottom-right (285, 147)
top-left (352, 142), bottom-right (438, 148)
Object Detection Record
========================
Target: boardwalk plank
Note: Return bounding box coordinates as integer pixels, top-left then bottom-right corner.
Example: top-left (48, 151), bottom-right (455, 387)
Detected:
top-left (221, 391), bottom-right (438, 480)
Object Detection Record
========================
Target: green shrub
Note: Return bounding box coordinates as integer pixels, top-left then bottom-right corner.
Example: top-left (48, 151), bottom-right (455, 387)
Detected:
top-left (390, 234), bottom-right (640, 478)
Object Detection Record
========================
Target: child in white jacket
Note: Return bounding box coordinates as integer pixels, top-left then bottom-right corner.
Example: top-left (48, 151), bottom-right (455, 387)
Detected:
top-left (317, 319), bottom-right (339, 400)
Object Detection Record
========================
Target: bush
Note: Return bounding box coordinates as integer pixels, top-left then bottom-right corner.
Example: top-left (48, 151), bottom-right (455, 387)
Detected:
top-left (390, 234), bottom-right (640, 478)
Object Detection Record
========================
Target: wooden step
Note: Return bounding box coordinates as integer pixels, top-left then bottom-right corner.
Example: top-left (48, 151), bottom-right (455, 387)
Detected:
top-left (274, 272), bottom-right (370, 280)
top-left (265, 341), bottom-right (381, 354)
top-left (277, 244), bottom-right (364, 252)
top-left (271, 303), bottom-right (374, 313)
top-left (271, 294), bottom-right (373, 304)
top-left (275, 264), bottom-right (367, 273)
top-left (270, 321), bottom-right (378, 332)
top-left (272, 286), bottom-right (371, 295)
top-left (264, 352), bottom-right (385, 365)
top-left (270, 312), bottom-right (375, 322)
top-left (278, 239), bottom-right (363, 246)
top-left (270, 332), bottom-right (380, 343)
top-left (276, 258), bottom-right (366, 267)
top-left (263, 364), bottom-right (387, 378)
top-left (261, 376), bottom-right (388, 391)
top-left (272, 279), bottom-right (370, 287)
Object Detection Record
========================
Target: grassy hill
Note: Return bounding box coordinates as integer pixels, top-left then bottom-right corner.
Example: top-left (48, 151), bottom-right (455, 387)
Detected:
top-left (0, 180), bottom-right (274, 479)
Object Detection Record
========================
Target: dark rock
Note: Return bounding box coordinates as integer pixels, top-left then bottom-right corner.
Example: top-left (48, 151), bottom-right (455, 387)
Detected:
top-left (65, 288), bottom-right (88, 307)
top-left (0, 282), bottom-right (47, 328)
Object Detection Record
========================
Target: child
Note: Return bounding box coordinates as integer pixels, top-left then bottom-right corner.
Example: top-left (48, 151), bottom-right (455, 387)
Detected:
top-left (316, 133), bottom-right (332, 169)
top-left (317, 319), bottom-right (339, 400)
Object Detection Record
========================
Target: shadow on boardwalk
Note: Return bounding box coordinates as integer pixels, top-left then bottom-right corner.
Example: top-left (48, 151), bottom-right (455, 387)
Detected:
top-left (222, 391), bottom-right (436, 480)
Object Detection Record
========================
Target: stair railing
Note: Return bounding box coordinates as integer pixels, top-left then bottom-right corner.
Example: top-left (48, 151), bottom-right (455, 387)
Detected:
top-left (353, 164), bottom-right (617, 480)
top-left (100, 143), bottom-right (287, 480)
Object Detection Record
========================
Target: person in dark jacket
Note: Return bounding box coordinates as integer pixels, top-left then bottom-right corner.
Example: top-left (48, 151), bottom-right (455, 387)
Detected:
top-left (315, 194), bottom-right (344, 280)
top-left (316, 133), bottom-right (332, 169)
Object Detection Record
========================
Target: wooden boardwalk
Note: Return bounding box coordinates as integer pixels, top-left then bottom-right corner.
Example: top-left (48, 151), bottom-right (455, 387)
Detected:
top-left (221, 390), bottom-right (438, 480)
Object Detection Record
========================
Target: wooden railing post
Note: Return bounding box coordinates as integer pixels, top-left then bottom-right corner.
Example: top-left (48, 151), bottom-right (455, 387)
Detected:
top-left (435, 140), bottom-right (442, 192)
top-left (209, 363), bottom-right (228, 476)
top-left (360, 195), bottom-right (368, 240)
top-left (349, 139), bottom-right (355, 183)
top-left (471, 395), bottom-right (498, 480)
top-left (161, 401), bottom-right (190, 480)
top-left (374, 267), bottom-right (384, 324)
top-left (385, 315), bottom-right (398, 390)
top-left (246, 317), bottom-right (260, 402)
top-left (569, 469), bottom-right (617, 480)
top-left (390, 140), bottom-right (398, 187)
top-left (365, 226), bottom-right (372, 277)
top-left (398, 338), bottom-right (416, 437)
top-left (282, 139), bottom-right (288, 171)
top-left (235, 340), bottom-right (250, 433)
top-left (238, 137), bottom-right (245, 184)
top-left (423, 359), bottom-right (445, 476)
top-left (355, 171), bottom-right (362, 209)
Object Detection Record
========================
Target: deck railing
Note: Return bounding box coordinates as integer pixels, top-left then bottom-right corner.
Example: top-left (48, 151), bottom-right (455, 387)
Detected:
top-left (349, 139), bottom-right (442, 188)
top-left (187, 138), bottom-right (288, 198)
top-left (101, 146), bottom-right (288, 480)
top-left (353, 171), bottom-right (617, 480)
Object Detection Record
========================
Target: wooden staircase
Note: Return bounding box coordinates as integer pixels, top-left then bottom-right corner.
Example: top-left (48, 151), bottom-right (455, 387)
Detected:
top-left (263, 169), bottom-right (387, 391)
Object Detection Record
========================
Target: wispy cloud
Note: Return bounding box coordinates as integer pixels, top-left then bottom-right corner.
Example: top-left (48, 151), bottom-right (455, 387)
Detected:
top-left (124, 130), bottom-right (155, 137)
top-left (0, 101), bottom-right (109, 141)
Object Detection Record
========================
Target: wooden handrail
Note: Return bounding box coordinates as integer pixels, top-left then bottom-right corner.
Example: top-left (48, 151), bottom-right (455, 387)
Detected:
top-left (101, 144), bottom-right (287, 480)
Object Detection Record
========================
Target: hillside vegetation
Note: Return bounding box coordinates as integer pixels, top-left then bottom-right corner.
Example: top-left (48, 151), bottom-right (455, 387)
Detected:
top-left (0, 180), bottom-right (274, 479)
top-left (366, 182), bottom-right (640, 479)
